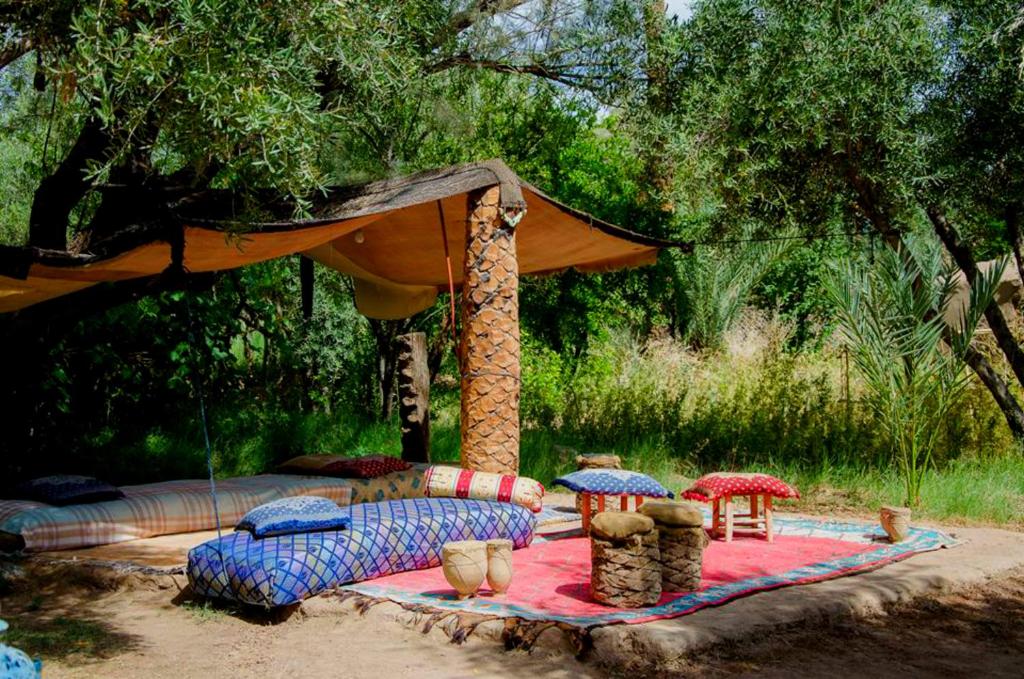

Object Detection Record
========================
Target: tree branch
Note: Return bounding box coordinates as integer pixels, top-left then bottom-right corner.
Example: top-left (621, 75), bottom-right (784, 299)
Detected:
top-left (1004, 205), bottom-right (1024, 285)
top-left (0, 36), bottom-right (33, 71)
top-left (927, 204), bottom-right (1024, 391)
top-left (427, 53), bottom-right (611, 89)
top-left (431, 0), bottom-right (531, 49)
top-left (29, 118), bottom-right (110, 250)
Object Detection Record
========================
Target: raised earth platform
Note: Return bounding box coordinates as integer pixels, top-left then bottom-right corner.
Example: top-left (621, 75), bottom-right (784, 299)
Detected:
top-left (11, 495), bottom-right (1024, 676)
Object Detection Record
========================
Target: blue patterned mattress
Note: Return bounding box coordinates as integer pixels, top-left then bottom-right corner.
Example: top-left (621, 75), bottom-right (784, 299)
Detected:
top-left (187, 497), bottom-right (535, 607)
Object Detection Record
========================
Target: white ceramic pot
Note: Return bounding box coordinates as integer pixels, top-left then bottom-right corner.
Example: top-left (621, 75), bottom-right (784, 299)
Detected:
top-left (442, 540), bottom-right (488, 599)
top-left (486, 539), bottom-right (514, 596)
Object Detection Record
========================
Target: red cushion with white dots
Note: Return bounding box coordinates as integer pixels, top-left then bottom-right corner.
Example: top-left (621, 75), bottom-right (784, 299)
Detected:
top-left (320, 454), bottom-right (412, 479)
top-left (681, 473), bottom-right (799, 502)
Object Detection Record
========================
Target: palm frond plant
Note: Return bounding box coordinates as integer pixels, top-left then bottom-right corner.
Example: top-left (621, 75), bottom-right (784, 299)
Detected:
top-left (672, 233), bottom-right (792, 351)
top-left (824, 243), bottom-right (1006, 506)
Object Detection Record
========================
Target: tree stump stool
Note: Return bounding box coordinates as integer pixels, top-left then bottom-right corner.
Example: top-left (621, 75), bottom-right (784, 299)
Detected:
top-left (589, 512), bottom-right (661, 608)
top-left (574, 453), bottom-right (622, 515)
top-left (639, 500), bottom-right (708, 592)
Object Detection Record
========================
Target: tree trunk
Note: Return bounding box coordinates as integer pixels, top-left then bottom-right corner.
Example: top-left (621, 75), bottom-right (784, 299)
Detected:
top-left (396, 332), bottom-right (430, 463)
top-left (368, 318), bottom-right (408, 421)
top-left (640, 0), bottom-right (675, 216)
top-left (29, 118), bottom-right (109, 250)
top-left (300, 255), bottom-right (314, 320)
top-left (459, 186), bottom-right (520, 474)
top-left (928, 205), bottom-right (1024, 390)
top-left (963, 343), bottom-right (1024, 439)
top-left (843, 165), bottom-right (1024, 440)
top-left (427, 307), bottom-right (455, 384)
top-left (1003, 206), bottom-right (1024, 294)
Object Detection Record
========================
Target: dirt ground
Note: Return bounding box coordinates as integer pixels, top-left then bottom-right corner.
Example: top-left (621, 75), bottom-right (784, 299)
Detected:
top-left (1, 560), bottom-right (1022, 678)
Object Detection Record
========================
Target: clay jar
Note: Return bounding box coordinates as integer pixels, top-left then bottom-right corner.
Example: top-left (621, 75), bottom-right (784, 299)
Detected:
top-left (880, 506), bottom-right (911, 543)
top-left (486, 539), bottom-right (514, 595)
top-left (442, 540), bottom-right (488, 599)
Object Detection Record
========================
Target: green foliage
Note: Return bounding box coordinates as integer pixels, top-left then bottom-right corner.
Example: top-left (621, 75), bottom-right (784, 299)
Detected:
top-left (824, 243), bottom-right (1006, 505)
top-left (671, 235), bottom-right (792, 350)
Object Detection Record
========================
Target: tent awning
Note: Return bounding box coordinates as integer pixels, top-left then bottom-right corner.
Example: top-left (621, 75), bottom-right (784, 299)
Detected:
top-left (0, 159), bottom-right (689, 319)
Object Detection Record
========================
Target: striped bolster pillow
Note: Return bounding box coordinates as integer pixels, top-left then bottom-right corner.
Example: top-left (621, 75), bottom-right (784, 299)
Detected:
top-left (423, 466), bottom-right (544, 513)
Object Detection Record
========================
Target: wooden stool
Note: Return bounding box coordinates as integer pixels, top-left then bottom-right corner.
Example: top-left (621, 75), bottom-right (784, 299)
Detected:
top-left (574, 454), bottom-right (622, 516)
top-left (580, 493), bottom-right (647, 534)
top-left (710, 494), bottom-right (774, 542)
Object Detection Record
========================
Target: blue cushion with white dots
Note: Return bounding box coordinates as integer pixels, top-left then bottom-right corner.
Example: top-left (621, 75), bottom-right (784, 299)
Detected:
top-left (552, 469), bottom-right (674, 498)
top-left (235, 496), bottom-right (350, 539)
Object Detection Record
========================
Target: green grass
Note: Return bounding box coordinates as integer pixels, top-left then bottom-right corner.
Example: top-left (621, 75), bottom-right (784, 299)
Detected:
top-left (736, 456), bottom-right (1024, 527)
top-left (246, 416), bottom-right (1023, 527)
top-left (3, 616), bottom-right (136, 662)
top-left (70, 324), bottom-right (1024, 528)
top-left (180, 600), bottom-right (235, 622)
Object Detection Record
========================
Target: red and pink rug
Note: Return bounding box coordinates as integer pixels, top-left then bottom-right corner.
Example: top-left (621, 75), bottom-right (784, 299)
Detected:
top-left (343, 516), bottom-right (957, 627)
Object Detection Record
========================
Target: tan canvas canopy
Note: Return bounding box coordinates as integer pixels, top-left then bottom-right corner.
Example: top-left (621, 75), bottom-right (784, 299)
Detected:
top-left (0, 159), bottom-right (687, 318)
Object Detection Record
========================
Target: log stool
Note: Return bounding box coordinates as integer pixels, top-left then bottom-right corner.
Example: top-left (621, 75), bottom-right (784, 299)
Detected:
top-left (639, 500), bottom-right (708, 592)
top-left (574, 453), bottom-right (621, 515)
top-left (681, 472), bottom-right (800, 543)
top-left (589, 512), bottom-right (661, 608)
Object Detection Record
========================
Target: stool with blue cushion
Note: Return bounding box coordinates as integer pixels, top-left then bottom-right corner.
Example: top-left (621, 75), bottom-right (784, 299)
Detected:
top-left (552, 469), bottom-right (674, 534)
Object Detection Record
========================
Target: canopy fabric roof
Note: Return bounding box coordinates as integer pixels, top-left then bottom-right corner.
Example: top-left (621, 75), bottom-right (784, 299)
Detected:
top-left (0, 159), bottom-right (688, 319)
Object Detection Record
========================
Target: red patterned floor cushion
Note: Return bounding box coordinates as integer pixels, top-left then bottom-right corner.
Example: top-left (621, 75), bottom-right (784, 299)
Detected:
top-left (323, 455), bottom-right (412, 479)
top-left (682, 473), bottom-right (799, 502)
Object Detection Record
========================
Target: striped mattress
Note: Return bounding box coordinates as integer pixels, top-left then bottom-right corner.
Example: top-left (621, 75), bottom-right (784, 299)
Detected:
top-left (0, 475), bottom-right (354, 552)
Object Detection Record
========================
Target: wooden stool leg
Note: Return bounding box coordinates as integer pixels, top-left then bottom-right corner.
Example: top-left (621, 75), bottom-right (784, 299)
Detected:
top-left (620, 496), bottom-right (628, 511)
top-left (712, 498), bottom-right (720, 538)
top-left (749, 494), bottom-right (758, 521)
top-left (597, 494), bottom-right (606, 516)
top-left (765, 495), bottom-right (774, 543)
top-left (635, 495), bottom-right (644, 509)
top-left (582, 493), bottom-right (592, 533)
top-left (724, 495), bottom-right (734, 542)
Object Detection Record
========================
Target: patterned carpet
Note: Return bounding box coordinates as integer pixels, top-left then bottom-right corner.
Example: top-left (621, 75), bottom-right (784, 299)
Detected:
top-left (343, 515), bottom-right (958, 628)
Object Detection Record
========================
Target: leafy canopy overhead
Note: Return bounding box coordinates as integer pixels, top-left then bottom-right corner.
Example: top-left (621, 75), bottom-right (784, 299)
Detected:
top-left (1, 0), bottom-right (648, 245)
top-left (656, 0), bottom-right (1023, 248)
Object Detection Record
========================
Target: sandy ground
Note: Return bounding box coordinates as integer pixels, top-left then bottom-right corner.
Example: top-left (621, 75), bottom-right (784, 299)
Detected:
top-left (0, 558), bottom-right (1022, 679)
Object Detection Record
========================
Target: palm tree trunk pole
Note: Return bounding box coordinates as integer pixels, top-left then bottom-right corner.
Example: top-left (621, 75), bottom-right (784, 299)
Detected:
top-left (459, 186), bottom-right (521, 474)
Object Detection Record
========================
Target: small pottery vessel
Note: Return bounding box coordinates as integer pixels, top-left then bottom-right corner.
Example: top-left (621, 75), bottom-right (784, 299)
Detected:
top-left (880, 506), bottom-right (911, 543)
top-left (442, 540), bottom-right (488, 599)
top-left (485, 539), bottom-right (514, 595)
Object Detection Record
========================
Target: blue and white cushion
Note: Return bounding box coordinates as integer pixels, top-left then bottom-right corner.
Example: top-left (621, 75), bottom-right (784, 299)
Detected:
top-left (1, 619), bottom-right (41, 679)
top-left (14, 475), bottom-right (124, 506)
top-left (235, 496), bottom-right (350, 539)
top-left (552, 469), bottom-right (674, 498)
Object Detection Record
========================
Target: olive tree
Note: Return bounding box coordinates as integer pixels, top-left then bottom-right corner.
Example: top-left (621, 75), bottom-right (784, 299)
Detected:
top-left (652, 0), bottom-right (1024, 437)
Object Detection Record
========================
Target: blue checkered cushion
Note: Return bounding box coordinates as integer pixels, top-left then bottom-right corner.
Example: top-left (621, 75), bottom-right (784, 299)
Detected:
top-left (235, 496), bottom-right (350, 539)
top-left (552, 469), bottom-right (673, 498)
top-left (187, 497), bottom-right (535, 607)
top-left (14, 475), bottom-right (124, 506)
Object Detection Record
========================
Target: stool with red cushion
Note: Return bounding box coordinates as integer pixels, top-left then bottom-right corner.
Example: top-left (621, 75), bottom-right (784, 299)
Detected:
top-left (681, 473), bottom-right (799, 542)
